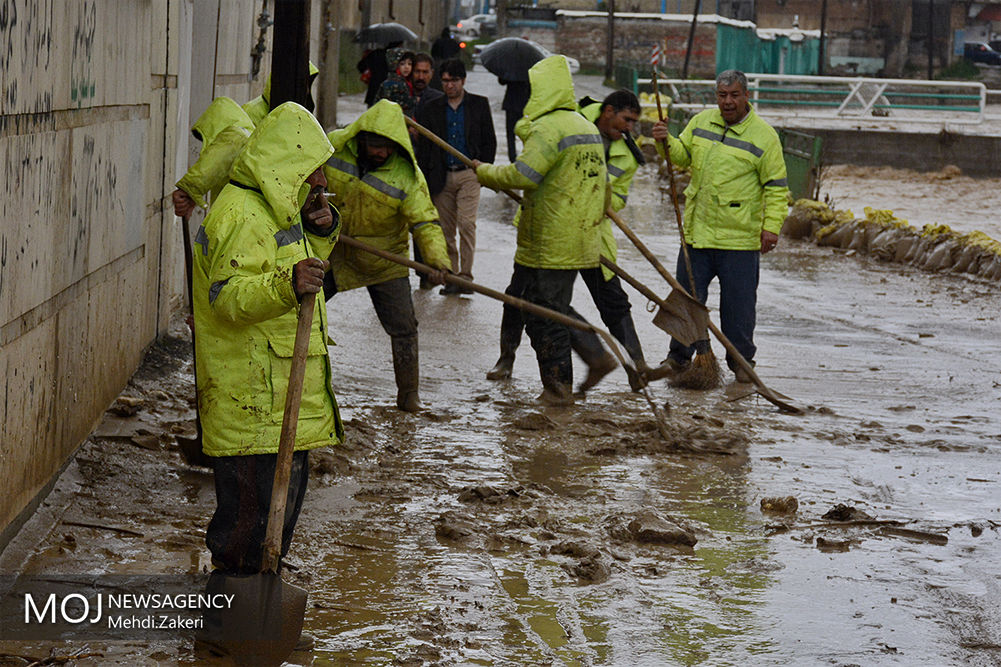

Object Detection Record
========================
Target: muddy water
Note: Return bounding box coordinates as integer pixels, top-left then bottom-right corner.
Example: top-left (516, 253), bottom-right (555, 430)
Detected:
top-left (3, 73), bottom-right (1001, 666)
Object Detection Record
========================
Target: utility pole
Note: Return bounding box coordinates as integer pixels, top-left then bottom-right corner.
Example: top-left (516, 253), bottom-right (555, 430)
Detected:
top-left (682, 0), bottom-right (701, 80)
top-left (605, 0), bottom-right (615, 83)
top-left (270, 0), bottom-right (311, 111)
top-left (927, 0), bottom-right (934, 80)
top-left (818, 0), bottom-right (827, 75)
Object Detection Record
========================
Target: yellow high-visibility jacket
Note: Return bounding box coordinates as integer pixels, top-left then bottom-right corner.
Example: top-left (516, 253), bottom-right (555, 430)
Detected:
top-left (323, 100), bottom-right (450, 291)
top-left (476, 56), bottom-right (607, 270)
top-left (659, 105), bottom-right (789, 250)
top-left (175, 97), bottom-right (254, 209)
top-left (192, 103), bottom-right (342, 457)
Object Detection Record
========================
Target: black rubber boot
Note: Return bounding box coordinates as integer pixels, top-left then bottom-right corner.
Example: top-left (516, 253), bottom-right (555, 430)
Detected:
top-left (391, 335), bottom-right (421, 412)
top-left (570, 328), bottom-right (616, 394)
top-left (538, 358), bottom-right (574, 406)
top-left (610, 315), bottom-right (649, 392)
top-left (486, 349), bottom-right (516, 380)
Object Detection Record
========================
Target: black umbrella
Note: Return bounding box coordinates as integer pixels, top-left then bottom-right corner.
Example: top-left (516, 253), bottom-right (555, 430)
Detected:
top-left (479, 37), bottom-right (547, 82)
top-left (355, 22), bottom-right (418, 45)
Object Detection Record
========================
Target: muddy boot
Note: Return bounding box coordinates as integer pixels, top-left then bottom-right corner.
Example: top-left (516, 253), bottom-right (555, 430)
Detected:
top-left (391, 335), bottom-right (421, 412)
top-left (570, 327), bottom-right (616, 394)
top-left (538, 359), bottom-right (574, 406)
top-left (611, 316), bottom-right (648, 392)
top-left (486, 352), bottom-right (515, 380)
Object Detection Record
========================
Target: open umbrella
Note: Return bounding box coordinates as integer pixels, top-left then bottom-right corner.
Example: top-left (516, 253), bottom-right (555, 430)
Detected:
top-left (355, 22), bottom-right (418, 45)
top-left (478, 37), bottom-right (547, 82)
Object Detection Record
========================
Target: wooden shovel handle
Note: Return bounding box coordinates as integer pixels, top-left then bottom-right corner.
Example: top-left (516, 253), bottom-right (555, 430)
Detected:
top-left (652, 70), bottom-right (697, 296)
top-left (262, 291), bottom-right (316, 572)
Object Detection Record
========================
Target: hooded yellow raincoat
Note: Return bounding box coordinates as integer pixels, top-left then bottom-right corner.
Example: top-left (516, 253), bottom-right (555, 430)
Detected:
top-left (476, 56), bottom-right (607, 270)
top-left (659, 104), bottom-right (789, 250)
top-left (175, 97), bottom-right (254, 209)
top-left (193, 102), bottom-right (343, 457)
top-left (323, 100), bottom-right (450, 291)
top-left (579, 100), bottom-right (641, 280)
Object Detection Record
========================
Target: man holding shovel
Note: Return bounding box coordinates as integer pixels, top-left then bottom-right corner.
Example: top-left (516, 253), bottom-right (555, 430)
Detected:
top-left (472, 55), bottom-right (608, 405)
top-left (323, 100), bottom-right (451, 412)
top-left (651, 69), bottom-right (788, 382)
top-left (485, 90), bottom-right (655, 392)
top-left (192, 102), bottom-right (343, 580)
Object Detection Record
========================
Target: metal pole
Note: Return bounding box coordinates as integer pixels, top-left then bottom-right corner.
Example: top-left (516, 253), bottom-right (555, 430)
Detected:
top-left (270, 0), bottom-right (311, 111)
top-left (817, 0), bottom-right (827, 75)
top-left (605, 0), bottom-right (615, 83)
top-left (682, 0), bottom-right (701, 80)
top-left (927, 0), bottom-right (934, 80)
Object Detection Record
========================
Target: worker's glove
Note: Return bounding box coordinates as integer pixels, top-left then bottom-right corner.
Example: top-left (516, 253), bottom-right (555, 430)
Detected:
top-left (172, 189), bottom-right (196, 218)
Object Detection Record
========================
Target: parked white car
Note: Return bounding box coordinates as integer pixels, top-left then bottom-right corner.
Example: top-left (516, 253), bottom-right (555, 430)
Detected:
top-left (451, 13), bottom-right (496, 38)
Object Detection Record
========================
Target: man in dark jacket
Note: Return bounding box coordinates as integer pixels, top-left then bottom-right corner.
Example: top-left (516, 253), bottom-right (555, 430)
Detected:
top-left (416, 58), bottom-right (496, 293)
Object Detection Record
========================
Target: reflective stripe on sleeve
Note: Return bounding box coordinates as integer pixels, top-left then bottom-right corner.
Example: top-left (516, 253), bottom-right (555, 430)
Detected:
top-left (763, 178), bottom-right (788, 187)
top-left (274, 223), bottom-right (304, 248)
top-left (515, 160), bottom-right (544, 184)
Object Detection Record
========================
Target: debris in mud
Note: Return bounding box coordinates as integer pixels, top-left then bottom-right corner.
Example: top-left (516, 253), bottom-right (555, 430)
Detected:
top-left (816, 536), bottom-right (855, 552)
top-left (511, 412), bottom-right (558, 430)
top-left (551, 540), bottom-right (611, 584)
top-left (822, 503), bottom-right (874, 522)
top-left (760, 496), bottom-right (799, 514)
top-left (108, 395), bottom-right (144, 417)
top-left (606, 509), bottom-right (698, 547)
top-left (434, 511), bottom-right (478, 542)
top-left (879, 526), bottom-right (948, 545)
top-left (457, 484), bottom-right (538, 504)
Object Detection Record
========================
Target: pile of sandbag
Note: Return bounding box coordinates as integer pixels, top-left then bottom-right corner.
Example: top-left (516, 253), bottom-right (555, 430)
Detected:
top-left (782, 199), bottom-right (1001, 283)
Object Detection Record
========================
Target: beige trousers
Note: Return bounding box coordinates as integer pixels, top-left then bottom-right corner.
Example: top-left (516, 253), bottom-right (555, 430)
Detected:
top-left (432, 168), bottom-right (480, 280)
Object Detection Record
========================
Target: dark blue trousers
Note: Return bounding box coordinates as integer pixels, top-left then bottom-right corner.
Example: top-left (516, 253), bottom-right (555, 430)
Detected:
top-left (668, 246), bottom-right (759, 370)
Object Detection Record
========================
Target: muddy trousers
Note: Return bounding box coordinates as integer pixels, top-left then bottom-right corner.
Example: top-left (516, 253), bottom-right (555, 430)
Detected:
top-left (367, 277), bottom-right (420, 404)
top-left (496, 264), bottom-right (643, 366)
top-left (519, 265), bottom-right (578, 390)
top-left (668, 246), bottom-right (759, 369)
top-left (206, 451), bottom-right (309, 575)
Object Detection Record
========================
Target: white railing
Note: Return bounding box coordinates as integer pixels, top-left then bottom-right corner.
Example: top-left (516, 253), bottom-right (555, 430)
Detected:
top-left (637, 73), bottom-right (988, 125)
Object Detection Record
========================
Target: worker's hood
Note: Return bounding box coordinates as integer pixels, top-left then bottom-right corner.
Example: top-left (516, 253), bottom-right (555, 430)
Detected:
top-left (229, 102), bottom-right (333, 228)
top-left (522, 55), bottom-right (577, 122)
top-left (262, 60), bottom-right (320, 109)
top-left (326, 98), bottom-right (416, 166)
top-left (191, 96), bottom-right (254, 144)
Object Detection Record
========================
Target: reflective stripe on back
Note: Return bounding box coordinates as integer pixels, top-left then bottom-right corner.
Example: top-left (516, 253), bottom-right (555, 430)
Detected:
top-left (557, 133), bottom-right (602, 151)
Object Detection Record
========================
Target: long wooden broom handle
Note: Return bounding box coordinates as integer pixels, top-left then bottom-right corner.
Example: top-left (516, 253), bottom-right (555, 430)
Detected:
top-left (653, 70), bottom-right (697, 296)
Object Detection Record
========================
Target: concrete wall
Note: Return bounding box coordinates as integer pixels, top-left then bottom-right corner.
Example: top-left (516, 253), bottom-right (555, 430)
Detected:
top-left (556, 14), bottom-right (720, 76)
top-left (0, 0), bottom-right (307, 549)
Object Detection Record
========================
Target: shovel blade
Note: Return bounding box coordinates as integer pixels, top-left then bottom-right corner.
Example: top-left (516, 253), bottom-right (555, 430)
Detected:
top-left (199, 571), bottom-right (307, 666)
top-left (652, 289), bottom-right (709, 347)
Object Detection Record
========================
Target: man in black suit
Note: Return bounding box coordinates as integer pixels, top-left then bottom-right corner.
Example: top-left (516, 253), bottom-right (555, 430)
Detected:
top-left (416, 58), bottom-right (496, 294)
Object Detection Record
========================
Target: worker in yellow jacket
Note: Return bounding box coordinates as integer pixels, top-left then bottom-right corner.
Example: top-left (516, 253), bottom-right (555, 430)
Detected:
top-left (474, 56), bottom-right (607, 405)
top-left (323, 100), bottom-right (451, 412)
top-left (652, 69), bottom-right (789, 382)
top-left (193, 102), bottom-right (342, 574)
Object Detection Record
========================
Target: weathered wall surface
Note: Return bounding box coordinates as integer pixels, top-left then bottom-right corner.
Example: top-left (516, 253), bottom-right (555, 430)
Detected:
top-left (556, 14), bottom-right (719, 77)
top-left (0, 0), bottom-right (293, 548)
top-left (0, 0), bottom-right (172, 545)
